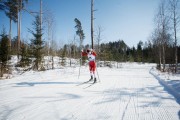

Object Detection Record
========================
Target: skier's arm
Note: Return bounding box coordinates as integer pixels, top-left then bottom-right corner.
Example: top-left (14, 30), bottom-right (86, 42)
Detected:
top-left (81, 50), bottom-right (87, 56)
top-left (91, 50), bottom-right (97, 56)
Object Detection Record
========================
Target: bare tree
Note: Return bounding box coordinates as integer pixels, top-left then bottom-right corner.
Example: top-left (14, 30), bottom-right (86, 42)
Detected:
top-left (155, 0), bottom-right (170, 71)
top-left (95, 26), bottom-right (104, 61)
top-left (168, 0), bottom-right (180, 73)
top-left (43, 9), bottom-right (55, 69)
top-left (43, 9), bottom-right (54, 56)
top-left (96, 26), bottom-right (103, 52)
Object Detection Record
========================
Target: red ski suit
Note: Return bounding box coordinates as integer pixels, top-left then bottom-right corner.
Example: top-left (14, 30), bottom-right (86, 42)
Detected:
top-left (82, 50), bottom-right (97, 72)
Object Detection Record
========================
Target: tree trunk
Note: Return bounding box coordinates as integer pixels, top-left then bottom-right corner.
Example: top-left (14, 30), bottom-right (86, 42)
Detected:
top-left (159, 44), bottom-right (162, 71)
top-left (162, 45), bottom-right (165, 72)
top-left (9, 18), bottom-right (12, 53)
top-left (91, 0), bottom-right (94, 49)
top-left (52, 56), bottom-right (54, 69)
top-left (173, 6), bottom-right (178, 73)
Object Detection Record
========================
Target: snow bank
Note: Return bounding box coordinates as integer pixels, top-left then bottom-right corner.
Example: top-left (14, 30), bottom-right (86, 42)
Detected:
top-left (150, 67), bottom-right (180, 103)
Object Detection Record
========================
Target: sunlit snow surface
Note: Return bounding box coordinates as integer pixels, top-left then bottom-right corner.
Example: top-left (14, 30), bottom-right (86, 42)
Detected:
top-left (0, 59), bottom-right (179, 120)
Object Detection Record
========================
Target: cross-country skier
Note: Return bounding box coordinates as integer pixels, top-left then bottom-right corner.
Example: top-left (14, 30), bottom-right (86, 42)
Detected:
top-left (81, 49), bottom-right (97, 83)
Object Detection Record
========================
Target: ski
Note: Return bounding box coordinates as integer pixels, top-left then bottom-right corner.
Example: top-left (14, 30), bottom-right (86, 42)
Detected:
top-left (83, 81), bottom-right (97, 89)
top-left (76, 79), bottom-right (93, 86)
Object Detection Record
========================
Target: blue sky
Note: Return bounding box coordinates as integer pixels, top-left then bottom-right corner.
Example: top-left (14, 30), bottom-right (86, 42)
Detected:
top-left (0, 0), bottom-right (161, 48)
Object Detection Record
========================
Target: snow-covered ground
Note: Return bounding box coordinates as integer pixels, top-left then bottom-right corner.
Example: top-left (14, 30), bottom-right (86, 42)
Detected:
top-left (0, 62), bottom-right (180, 120)
top-left (150, 67), bottom-right (180, 103)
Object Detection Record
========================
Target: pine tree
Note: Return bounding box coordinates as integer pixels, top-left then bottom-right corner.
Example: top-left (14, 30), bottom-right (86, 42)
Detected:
top-left (0, 0), bottom-right (6, 10)
top-left (61, 45), bottom-right (67, 66)
top-left (0, 28), bottom-right (9, 77)
top-left (19, 42), bottom-right (31, 67)
top-left (137, 41), bottom-right (143, 62)
top-left (74, 18), bottom-right (85, 48)
top-left (74, 18), bottom-right (85, 66)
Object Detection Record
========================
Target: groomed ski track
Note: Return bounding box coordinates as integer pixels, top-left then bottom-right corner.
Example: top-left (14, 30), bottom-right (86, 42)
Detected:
top-left (0, 63), bottom-right (179, 120)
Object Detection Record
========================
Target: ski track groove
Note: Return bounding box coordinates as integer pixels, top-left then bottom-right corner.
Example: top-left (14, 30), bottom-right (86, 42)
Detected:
top-left (121, 82), bottom-right (132, 120)
top-left (113, 75), bottom-right (123, 119)
top-left (75, 76), bottom-right (116, 116)
top-left (60, 69), bottom-right (100, 119)
top-left (61, 96), bottom-right (96, 119)
top-left (70, 68), bottom-right (122, 120)
top-left (118, 86), bottom-right (123, 120)
top-left (102, 75), bottom-right (118, 119)
top-left (120, 82), bottom-right (130, 119)
top-left (70, 69), bottom-right (109, 117)
top-left (107, 74), bottom-right (119, 119)
top-left (105, 70), bottom-right (121, 119)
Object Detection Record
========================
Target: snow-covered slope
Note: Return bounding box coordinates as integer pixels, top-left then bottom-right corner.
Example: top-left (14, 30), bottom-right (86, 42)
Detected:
top-left (0, 63), bottom-right (179, 120)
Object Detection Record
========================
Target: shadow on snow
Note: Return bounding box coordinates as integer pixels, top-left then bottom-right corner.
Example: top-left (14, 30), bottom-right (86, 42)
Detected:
top-left (93, 86), bottom-right (174, 106)
top-left (24, 92), bottom-right (82, 102)
top-left (14, 81), bottom-right (79, 87)
top-left (149, 69), bottom-right (180, 104)
top-left (92, 85), bottom-right (179, 119)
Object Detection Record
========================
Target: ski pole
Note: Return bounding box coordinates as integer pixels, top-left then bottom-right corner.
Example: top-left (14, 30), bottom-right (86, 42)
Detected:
top-left (96, 65), bottom-right (100, 82)
top-left (78, 49), bottom-right (83, 79)
top-left (78, 57), bottom-right (82, 79)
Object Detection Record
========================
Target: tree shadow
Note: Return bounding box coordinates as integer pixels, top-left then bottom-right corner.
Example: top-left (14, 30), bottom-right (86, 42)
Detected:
top-left (24, 92), bottom-right (82, 102)
top-left (91, 85), bottom-right (180, 119)
top-left (94, 84), bottom-right (175, 105)
top-left (166, 80), bottom-right (180, 92)
top-left (15, 81), bottom-right (79, 87)
top-left (149, 70), bottom-right (180, 104)
top-left (164, 80), bottom-right (180, 104)
top-left (50, 92), bottom-right (82, 102)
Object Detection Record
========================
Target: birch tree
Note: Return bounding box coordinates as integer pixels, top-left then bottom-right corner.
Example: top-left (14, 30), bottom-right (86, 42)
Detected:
top-left (168, 0), bottom-right (180, 73)
top-left (43, 9), bottom-right (55, 69)
top-left (96, 26), bottom-right (104, 61)
top-left (155, 0), bottom-right (170, 71)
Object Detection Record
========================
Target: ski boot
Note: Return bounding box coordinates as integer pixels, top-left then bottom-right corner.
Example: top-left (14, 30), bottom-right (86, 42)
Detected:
top-left (93, 77), bottom-right (97, 83)
top-left (89, 76), bottom-right (93, 81)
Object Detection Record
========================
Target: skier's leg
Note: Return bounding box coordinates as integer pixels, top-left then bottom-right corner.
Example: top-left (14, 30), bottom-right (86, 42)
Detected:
top-left (90, 71), bottom-right (93, 80)
top-left (92, 62), bottom-right (97, 83)
top-left (89, 63), bottom-right (93, 81)
top-left (93, 71), bottom-right (97, 83)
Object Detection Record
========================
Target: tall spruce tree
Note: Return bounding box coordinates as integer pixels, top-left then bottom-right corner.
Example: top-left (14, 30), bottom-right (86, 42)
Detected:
top-left (29, 15), bottom-right (44, 70)
top-left (137, 41), bottom-right (143, 62)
